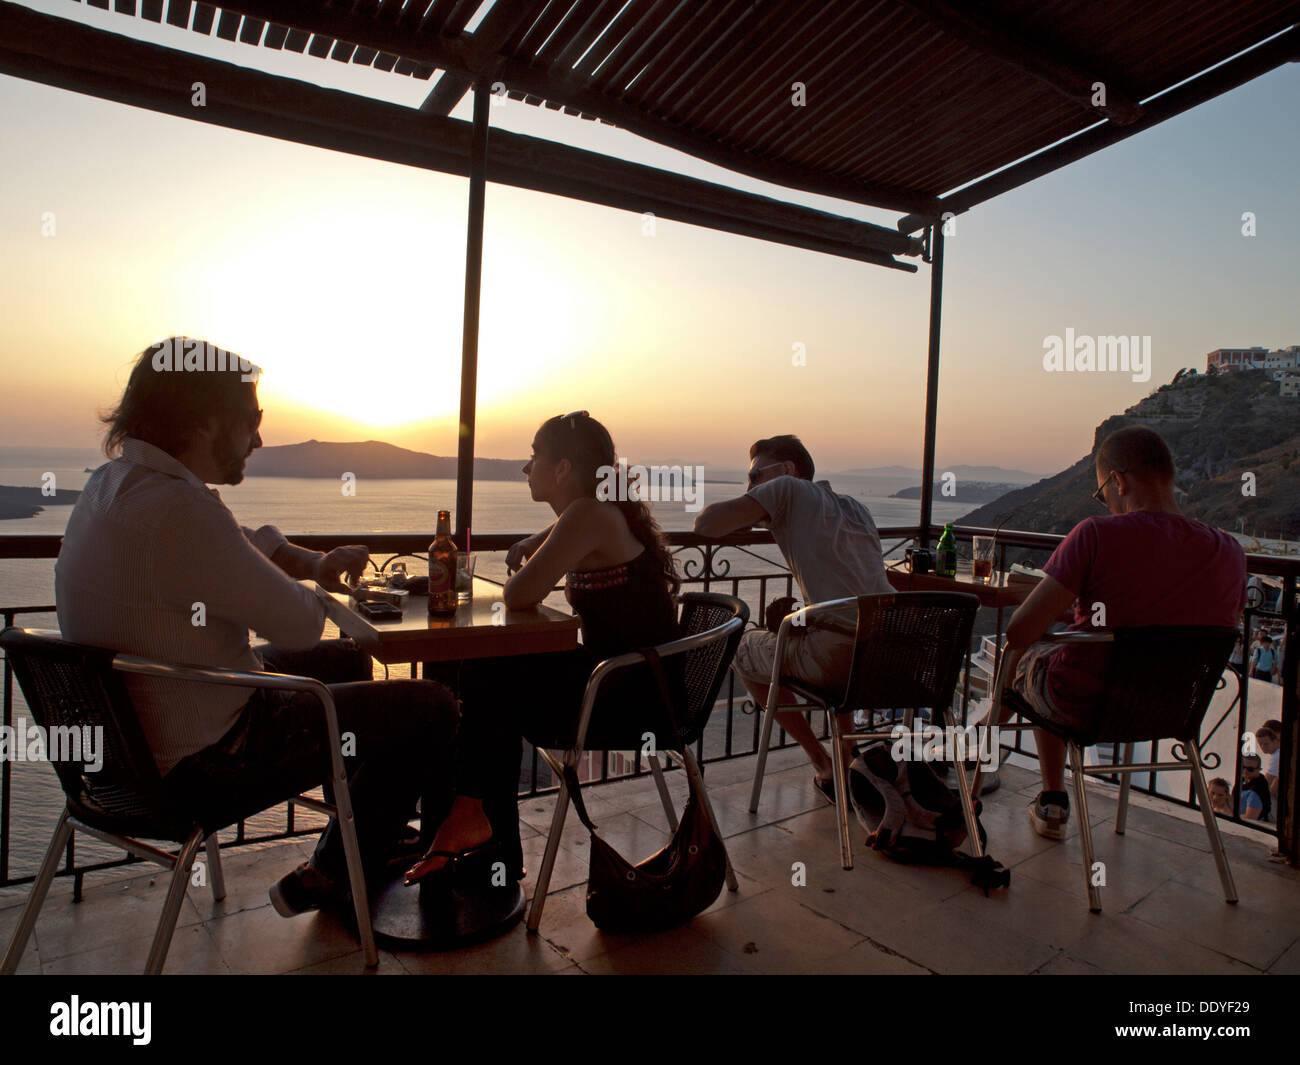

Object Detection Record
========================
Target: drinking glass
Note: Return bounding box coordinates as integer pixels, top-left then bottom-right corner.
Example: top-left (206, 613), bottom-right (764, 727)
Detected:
top-left (972, 536), bottom-right (996, 585)
top-left (456, 552), bottom-right (477, 603)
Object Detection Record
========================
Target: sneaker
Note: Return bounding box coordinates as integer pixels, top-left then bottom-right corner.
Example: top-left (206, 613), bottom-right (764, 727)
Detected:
top-left (1028, 794), bottom-right (1069, 840)
top-left (269, 862), bottom-right (347, 918)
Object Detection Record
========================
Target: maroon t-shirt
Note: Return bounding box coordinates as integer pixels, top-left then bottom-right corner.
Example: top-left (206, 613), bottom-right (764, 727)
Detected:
top-left (1042, 511), bottom-right (1246, 714)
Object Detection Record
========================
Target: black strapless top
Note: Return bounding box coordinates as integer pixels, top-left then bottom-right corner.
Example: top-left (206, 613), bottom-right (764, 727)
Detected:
top-left (566, 548), bottom-right (679, 662)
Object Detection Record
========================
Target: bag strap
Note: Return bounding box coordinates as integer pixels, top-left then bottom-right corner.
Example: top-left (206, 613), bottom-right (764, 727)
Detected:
top-left (640, 644), bottom-right (686, 750)
top-left (562, 645), bottom-right (690, 837)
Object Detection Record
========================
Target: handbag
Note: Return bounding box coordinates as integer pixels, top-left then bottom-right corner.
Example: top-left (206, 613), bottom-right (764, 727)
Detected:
top-left (562, 646), bottom-right (728, 934)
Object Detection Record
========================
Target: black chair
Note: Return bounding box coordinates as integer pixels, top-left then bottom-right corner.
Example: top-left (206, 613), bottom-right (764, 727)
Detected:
top-left (985, 626), bottom-right (1239, 912)
top-left (526, 593), bottom-right (749, 932)
top-left (0, 627), bottom-right (378, 973)
top-left (748, 592), bottom-right (982, 869)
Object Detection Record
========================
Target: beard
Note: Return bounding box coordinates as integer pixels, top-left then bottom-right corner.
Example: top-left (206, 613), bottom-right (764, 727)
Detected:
top-left (213, 433), bottom-right (251, 485)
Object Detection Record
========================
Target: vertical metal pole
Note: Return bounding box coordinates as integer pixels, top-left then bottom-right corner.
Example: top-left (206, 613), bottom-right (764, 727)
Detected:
top-left (918, 225), bottom-right (944, 548)
top-left (1280, 573), bottom-right (1297, 864)
top-left (455, 79), bottom-right (491, 541)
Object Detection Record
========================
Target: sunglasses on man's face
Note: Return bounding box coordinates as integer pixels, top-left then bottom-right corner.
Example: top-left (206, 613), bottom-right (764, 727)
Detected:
top-left (240, 408), bottom-right (263, 432)
top-left (1092, 469), bottom-right (1121, 506)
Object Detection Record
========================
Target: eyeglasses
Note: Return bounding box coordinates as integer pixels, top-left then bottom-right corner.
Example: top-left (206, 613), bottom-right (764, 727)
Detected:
top-left (240, 408), bottom-right (263, 432)
top-left (1092, 469), bottom-right (1122, 507)
top-left (747, 462), bottom-right (785, 488)
top-left (560, 410), bottom-right (589, 428)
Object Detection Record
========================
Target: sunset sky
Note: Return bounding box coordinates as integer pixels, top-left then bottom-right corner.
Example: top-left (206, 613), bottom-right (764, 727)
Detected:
top-left (1, 0), bottom-right (1297, 475)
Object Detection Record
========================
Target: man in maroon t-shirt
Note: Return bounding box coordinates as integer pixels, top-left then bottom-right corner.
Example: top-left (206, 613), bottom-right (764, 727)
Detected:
top-left (1000, 426), bottom-right (1245, 840)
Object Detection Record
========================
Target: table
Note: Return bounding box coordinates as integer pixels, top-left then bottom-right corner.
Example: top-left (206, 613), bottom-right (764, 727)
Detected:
top-left (315, 576), bottom-right (580, 664)
top-left (884, 561), bottom-right (1038, 610)
top-left (313, 576), bottom-right (581, 950)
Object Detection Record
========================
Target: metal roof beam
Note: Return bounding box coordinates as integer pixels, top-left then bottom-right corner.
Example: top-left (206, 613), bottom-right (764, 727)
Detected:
top-left (0, 4), bottom-right (920, 267)
top-left (178, 0), bottom-right (940, 214)
top-left (892, 0), bottom-right (1145, 124)
top-left (897, 24), bottom-right (1300, 233)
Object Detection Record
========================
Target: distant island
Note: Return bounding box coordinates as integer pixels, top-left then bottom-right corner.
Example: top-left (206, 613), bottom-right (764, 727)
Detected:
top-left (246, 440), bottom-right (527, 480)
top-left (0, 485), bottom-right (81, 520)
top-left (891, 482), bottom-right (1020, 503)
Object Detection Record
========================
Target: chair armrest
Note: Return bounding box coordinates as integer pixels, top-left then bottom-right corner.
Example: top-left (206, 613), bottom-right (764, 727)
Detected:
top-left (111, 656), bottom-right (349, 784)
top-left (1033, 630), bottom-right (1115, 646)
top-left (568, 613), bottom-right (745, 755)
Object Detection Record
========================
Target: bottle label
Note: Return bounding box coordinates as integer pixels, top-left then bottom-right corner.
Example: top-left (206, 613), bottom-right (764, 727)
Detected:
top-left (428, 561), bottom-right (451, 592)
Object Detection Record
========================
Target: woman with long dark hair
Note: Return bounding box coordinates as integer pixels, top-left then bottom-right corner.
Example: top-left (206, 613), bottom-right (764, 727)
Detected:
top-left (407, 411), bottom-right (681, 885)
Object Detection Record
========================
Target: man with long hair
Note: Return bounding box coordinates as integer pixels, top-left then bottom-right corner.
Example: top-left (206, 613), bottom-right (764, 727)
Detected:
top-left (56, 338), bottom-right (458, 915)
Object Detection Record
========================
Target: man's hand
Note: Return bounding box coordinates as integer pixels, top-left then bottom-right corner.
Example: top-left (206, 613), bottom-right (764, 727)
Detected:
top-left (315, 545), bottom-right (370, 592)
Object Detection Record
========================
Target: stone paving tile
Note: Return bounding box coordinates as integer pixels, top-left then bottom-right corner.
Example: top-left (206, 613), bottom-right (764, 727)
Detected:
top-left (1061, 911), bottom-right (1258, 975)
top-left (203, 904), bottom-right (361, 975)
top-left (1268, 937), bottom-right (1300, 974)
top-left (1129, 878), bottom-right (1300, 970)
top-left (284, 948), bottom-right (407, 974)
top-left (576, 923), bottom-right (745, 975)
top-left (31, 872), bottom-right (206, 962)
top-left (692, 889), bottom-right (863, 972)
top-left (40, 923), bottom-right (231, 975)
top-left (393, 925), bottom-right (573, 975)
top-left (1033, 951), bottom-right (1109, 975)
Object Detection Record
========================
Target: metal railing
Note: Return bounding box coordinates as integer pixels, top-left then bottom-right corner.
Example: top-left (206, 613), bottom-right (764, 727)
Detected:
top-left (2, 525), bottom-right (1295, 890)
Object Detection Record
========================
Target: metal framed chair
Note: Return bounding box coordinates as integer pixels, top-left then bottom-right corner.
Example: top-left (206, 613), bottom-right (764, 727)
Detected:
top-left (748, 592), bottom-right (981, 869)
top-left (983, 625), bottom-right (1238, 912)
top-left (0, 627), bottom-right (379, 973)
top-left (526, 592), bottom-right (749, 932)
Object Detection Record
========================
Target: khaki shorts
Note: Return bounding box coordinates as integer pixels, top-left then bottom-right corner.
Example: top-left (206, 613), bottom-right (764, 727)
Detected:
top-left (1010, 642), bottom-right (1092, 732)
top-left (734, 626), bottom-right (854, 696)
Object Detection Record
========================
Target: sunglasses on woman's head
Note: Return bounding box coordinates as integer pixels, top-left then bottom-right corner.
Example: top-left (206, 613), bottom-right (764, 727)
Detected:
top-left (561, 410), bottom-right (589, 429)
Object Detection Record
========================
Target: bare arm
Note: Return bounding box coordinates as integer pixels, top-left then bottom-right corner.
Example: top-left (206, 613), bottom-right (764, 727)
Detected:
top-left (503, 502), bottom-right (606, 610)
top-left (1005, 574), bottom-right (1079, 649)
top-left (694, 495), bottom-right (768, 538)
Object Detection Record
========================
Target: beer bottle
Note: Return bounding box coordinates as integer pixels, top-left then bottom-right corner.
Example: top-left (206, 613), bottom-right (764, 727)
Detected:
top-left (936, 523), bottom-right (958, 578)
top-left (428, 510), bottom-right (458, 615)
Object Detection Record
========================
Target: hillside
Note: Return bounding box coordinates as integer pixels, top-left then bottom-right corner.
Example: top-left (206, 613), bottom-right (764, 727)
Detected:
top-left (245, 440), bottom-right (526, 480)
top-left (960, 370), bottom-right (1300, 544)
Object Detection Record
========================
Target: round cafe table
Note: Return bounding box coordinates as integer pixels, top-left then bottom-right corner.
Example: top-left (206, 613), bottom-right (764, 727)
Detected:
top-left (315, 577), bottom-right (580, 949)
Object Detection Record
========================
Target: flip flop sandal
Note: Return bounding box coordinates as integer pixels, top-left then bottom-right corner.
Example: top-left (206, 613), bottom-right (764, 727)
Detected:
top-left (402, 839), bottom-right (496, 887)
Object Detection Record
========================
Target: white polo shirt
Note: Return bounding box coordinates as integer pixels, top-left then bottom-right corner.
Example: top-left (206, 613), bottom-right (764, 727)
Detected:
top-left (55, 438), bottom-right (326, 774)
top-left (747, 476), bottom-right (893, 605)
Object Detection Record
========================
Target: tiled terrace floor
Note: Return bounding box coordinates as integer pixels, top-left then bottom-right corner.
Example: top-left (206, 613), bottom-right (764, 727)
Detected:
top-left (4, 747), bottom-right (1299, 974)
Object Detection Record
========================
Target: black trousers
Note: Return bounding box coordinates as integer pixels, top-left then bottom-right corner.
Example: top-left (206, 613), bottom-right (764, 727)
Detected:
top-left (163, 640), bottom-right (459, 884)
top-left (425, 649), bottom-right (683, 878)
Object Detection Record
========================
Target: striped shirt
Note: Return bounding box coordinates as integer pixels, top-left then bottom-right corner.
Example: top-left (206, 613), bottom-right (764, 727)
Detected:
top-left (55, 438), bottom-right (326, 774)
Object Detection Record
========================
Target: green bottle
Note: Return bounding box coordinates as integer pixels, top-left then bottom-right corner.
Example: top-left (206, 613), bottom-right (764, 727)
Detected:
top-left (936, 523), bottom-right (958, 578)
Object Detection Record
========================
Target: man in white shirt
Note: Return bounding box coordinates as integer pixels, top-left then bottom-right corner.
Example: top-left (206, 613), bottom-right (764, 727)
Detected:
top-left (694, 435), bottom-right (892, 800)
top-left (56, 338), bottom-right (458, 915)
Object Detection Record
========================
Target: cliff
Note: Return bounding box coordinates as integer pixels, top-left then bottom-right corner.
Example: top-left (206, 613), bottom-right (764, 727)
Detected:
top-left (960, 370), bottom-right (1300, 543)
